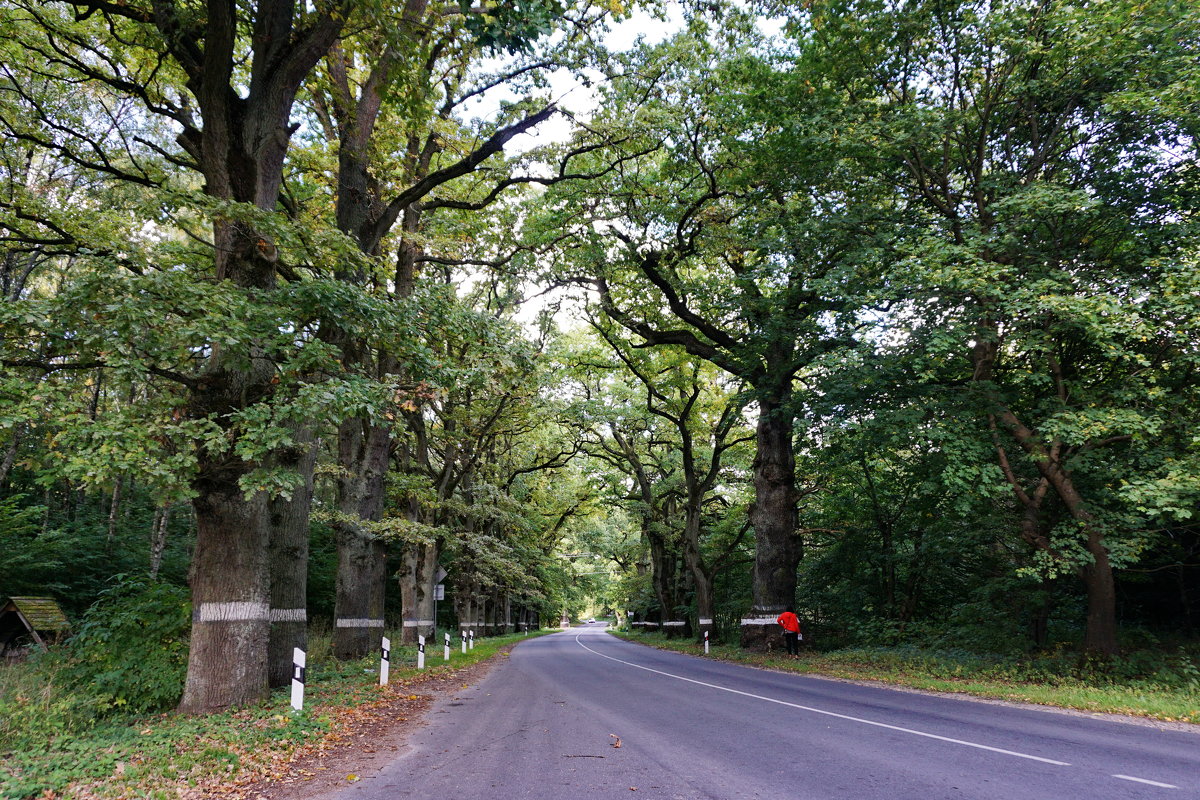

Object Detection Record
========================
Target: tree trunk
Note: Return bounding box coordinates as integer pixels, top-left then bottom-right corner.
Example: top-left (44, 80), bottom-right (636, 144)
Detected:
top-left (106, 477), bottom-right (124, 549)
top-left (995, 409), bottom-right (1120, 656)
top-left (0, 424), bottom-right (22, 489)
top-left (268, 427), bottom-right (316, 687)
top-left (398, 542), bottom-right (439, 644)
top-left (333, 419), bottom-right (391, 659)
top-left (179, 478), bottom-right (270, 713)
top-left (149, 503), bottom-right (171, 580)
top-left (683, 521), bottom-right (715, 642)
top-left (742, 395), bottom-right (800, 648)
top-left (1080, 531), bottom-right (1119, 656)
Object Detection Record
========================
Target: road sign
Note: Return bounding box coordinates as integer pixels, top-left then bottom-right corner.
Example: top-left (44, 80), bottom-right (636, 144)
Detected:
top-left (434, 583), bottom-right (445, 600)
top-left (435, 566), bottom-right (448, 584)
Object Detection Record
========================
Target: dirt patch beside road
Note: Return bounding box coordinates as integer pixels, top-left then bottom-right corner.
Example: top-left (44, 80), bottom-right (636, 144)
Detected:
top-left (201, 648), bottom-right (513, 800)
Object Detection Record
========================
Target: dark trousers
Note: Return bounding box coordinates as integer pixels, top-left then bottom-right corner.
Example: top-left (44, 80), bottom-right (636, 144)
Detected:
top-left (782, 630), bottom-right (799, 655)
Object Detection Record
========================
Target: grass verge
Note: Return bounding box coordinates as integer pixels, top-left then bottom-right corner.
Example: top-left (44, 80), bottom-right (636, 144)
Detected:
top-left (609, 631), bottom-right (1200, 725)
top-left (0, 629), bottom-right (550, 800)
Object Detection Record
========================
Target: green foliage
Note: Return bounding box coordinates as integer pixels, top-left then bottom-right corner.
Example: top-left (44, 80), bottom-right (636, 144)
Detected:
top-left (457, 0), bottom-right (568, 54)
top-left (0, 495), bottom-right (61, 596)
top-left (0, 652), bottom-right (102, 757)
top-left (64, 578), bottom-right (191, 715)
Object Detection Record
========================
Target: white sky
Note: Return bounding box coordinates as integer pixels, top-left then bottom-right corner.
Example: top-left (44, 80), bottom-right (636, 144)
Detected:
top-left (467, 4), bottom-right (686, 153)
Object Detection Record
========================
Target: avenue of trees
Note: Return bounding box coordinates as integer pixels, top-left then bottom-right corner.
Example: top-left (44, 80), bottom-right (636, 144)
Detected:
top-left (1, 0), bottom-right (1198, 716)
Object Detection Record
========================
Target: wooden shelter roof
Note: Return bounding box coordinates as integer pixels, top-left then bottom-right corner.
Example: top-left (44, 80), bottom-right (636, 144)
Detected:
top-left (2, 597), bottom-right (70, 632)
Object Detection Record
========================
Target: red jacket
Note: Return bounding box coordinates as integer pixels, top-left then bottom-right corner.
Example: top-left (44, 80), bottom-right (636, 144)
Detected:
top-left (776, 611), bottom-right (800, 633)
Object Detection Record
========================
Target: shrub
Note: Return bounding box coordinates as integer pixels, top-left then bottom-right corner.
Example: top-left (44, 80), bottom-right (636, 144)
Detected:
top-left (65, 578), bottom-right (191, 714)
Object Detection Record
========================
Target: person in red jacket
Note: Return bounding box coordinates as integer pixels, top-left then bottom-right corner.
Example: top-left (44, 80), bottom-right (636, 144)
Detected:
top-left (776, 607), bottom-right (802, 655)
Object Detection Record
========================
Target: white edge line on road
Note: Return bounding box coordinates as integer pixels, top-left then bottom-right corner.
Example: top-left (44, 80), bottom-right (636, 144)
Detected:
top-left (574, 633), bottom-right (1070, 767)
top-left (1113, 775), bottom-right (1177, 789)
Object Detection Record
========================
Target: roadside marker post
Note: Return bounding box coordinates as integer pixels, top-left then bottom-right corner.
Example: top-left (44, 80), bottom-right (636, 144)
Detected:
top-left (704, 630), bottom-right (710, 655)
top-left (417, 634), bottom-right (426, 670)
top-left (461, 631), bottom-right (467, 653)
top-left (444, 632), bottom-right (451, 661)
top-left (291, 647), bottom-right (306, 711)
top-left (380, 637), bottom-right (390, 686)
top-left (469, 629), bottom-right (475, 650)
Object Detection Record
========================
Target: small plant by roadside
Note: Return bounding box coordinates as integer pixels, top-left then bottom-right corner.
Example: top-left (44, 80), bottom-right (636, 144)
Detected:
top-left (611, 631), bottom-right (1200, 725)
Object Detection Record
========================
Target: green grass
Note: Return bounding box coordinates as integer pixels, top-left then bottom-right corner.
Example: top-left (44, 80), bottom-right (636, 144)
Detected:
top-left (610, 631), bottom-right (1200, 725)
top-left (0, 629), bottom-right (549, 800)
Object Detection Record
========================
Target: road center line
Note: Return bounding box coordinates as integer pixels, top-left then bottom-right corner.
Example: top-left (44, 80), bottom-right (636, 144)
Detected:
top-left (1113, 775), bottom-right (1177, 789)
top-left (574, 633), bottom-right (1071, 767)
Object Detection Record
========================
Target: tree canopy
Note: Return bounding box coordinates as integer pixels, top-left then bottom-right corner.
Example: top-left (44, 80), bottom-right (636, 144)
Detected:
top-left (1, 0), bottom-right (1198, 715)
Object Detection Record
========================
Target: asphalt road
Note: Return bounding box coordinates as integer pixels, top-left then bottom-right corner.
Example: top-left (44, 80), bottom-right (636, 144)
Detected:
top-left (333, 626), bottom-right (1200, 799)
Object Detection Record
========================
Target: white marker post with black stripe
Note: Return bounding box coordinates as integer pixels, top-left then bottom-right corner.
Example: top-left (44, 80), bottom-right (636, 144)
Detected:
top-left (417, 634), bottom-right (426, 670)
top-left (461, 631), bottom-right (467, 654)
top-left (469, 629), bottom-right (475, 650)
top-left (291, 647), bottom-right (305, 711)
top-left (705, 630), bottom-right (710, 655)
top-left (444, 632), bottom-right (450, 661)
top-left (380, 637), bottom-right (390, 686)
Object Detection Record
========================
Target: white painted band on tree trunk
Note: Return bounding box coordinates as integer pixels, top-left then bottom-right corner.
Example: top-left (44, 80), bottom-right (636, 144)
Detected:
top-left (740, 617), bottom-right (780, 625)
top-left (199, 602), bottom-right (269, 622)
top-left (699, 618), bottom-right (714, 625)
top-left (335, 618), bottom-right (385, 628)
top-left (662, 621), bottom-right (686, 626)
top-left (270, 608), bottom-right (307, 622)
top-left (402, 620), bottom-right (437, 627)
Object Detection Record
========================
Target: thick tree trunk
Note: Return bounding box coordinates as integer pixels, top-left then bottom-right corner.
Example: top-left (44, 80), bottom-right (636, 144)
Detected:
top-left (453, 580), bottom-right (475, 640)
top-left (1080, 529), bottom-right (1119, 656)
top-left (333, 420), bottom-right (391, 659)
top-left (179, 478), bottom-right (270, 713)
top-left (332, 532), bottom-right (387, 658)
top-left (398, 542), bottom-right (439, 644)
top-left (741, 396), bottom-right (800, 648)
top-left (267, 427), bottom-right (315, 687)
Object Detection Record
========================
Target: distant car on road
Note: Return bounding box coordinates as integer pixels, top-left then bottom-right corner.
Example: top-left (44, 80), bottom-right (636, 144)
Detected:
top-left (587, 618), bottom-right (596, 624)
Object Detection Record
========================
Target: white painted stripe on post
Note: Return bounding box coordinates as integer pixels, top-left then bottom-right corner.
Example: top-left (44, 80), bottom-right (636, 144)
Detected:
top-left (270, 608), bottom-right (307, 622)
top-left (1113, 776), bottom-right (1177, 789)
top-left (199, 602), bottom-right (269, 622)
top-left (336, 618), bottom-right (385, 628)
top-left (573, 634), bottom-right (1071, 767)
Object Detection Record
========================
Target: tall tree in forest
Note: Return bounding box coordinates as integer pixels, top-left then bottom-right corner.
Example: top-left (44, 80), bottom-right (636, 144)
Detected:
top-left (539, 17), bottom-right (885, 645)
top-left (4, 0), bottom-right (351, 710)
